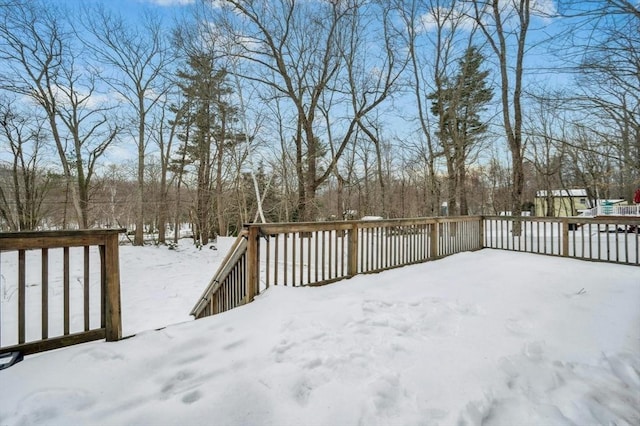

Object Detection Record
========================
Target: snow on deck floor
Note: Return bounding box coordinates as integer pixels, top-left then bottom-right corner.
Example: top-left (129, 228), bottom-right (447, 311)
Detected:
top-left (1, 249), bottom-right (639, 425)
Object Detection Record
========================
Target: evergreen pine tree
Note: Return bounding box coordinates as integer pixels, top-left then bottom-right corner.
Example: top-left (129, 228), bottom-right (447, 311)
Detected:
top-left (173, 52), bottom-right (243, 244)
top-left (429, 46), bottom-right (493, 215)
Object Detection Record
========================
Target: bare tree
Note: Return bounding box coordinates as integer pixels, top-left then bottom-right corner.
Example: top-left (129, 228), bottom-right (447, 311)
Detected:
top-left (470, 0), bottom-right (532, 229)
top-left (558, 0), bottom-right (640, 200)
top-left (396, 0), bottom-right (467, 216)
top-left (148, 91), bottom-right (182, 244)
top-left (81, 5), bottom-right (173, 244)
top-left (563, 124), bottom-right (618, 201)
top-left (206, 0), bottom-right (407, 221)
top-left (0, 0), bottom-right (118, 228)
top-left (523, 93), bottom-right (566, 215)
top-left (0, 99), bottom-right (51, 230)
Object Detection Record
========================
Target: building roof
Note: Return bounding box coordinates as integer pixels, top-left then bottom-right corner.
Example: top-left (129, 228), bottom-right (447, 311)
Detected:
top-left (535, 189), bottom-right (587, 197)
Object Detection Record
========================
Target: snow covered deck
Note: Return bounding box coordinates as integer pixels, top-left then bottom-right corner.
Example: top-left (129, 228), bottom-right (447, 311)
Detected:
top-left (0, 249), bottom-right (638, 425)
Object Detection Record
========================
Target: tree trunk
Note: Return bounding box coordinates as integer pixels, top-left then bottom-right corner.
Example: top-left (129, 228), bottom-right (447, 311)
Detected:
top-left (134, 103), bottom-right (146, 245)
top-left (216, 110), bottom-right (226, 236)
top-left (157, 181), bottom-right (167, 244)
top-left (295, 123), bottom-right (306, 221)
top-left (458, 163), bottom-right (468, 215)
top-left (446, 157), bottom-right (457, 216)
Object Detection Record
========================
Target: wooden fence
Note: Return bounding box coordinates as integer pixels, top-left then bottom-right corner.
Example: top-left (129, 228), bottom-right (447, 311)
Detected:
top-left (192, 215), bottom-right (639, 320)
top-left (0, 229), bottom-right (125, 356)
top-left (191, 217), bottom-right (482, 319)
top-left (3, 218), bottom-right (633, 353)
top-left (483, 216), bottom-right (639, 265)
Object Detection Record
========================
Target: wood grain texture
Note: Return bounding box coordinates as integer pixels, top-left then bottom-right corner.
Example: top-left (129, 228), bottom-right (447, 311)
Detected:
top-left (0, 229), bottom-right (125, 355)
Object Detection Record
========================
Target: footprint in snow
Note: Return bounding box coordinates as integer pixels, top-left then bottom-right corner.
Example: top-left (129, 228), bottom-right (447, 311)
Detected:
top-left (161, 369), bottom-right (196, 395)
top-left (504, 318), bottom-right (532, 336)
top-left (221, 339), bottom-right (245, 351)
top-left (14, 388), bottom-right (95, 423)
top-left (181, 390), bottom-right (202, 405)
top-left (272, 339), bottom-right (295, 362)
top-left (70, 347), bottom-right (124, 363)
top-left (175, 352), bottom-right (207, 365)
top-left (369, 374), bottom-right (402, 414)
top-left (522, 341), bottom-right (545, 362)
top-left (292, 377), bottom-right (314, 405)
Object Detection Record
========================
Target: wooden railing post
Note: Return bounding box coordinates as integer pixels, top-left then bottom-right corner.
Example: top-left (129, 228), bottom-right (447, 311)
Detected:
top-left (561, 219), bottom-right (569, 257)
top-left (430, 219), bottom-right (438, 258)
top-left (478, 216), bottom-right (485, 249)
top-left (246, 225), bottom-right (259, 303)
top-left (347, 223), bottom-right (359, 276)
top-left (104, 233), bottom-right (122, 342)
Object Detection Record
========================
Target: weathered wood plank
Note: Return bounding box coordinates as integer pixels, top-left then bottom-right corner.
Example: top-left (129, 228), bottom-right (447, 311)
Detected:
top-left (292, 232), bottom-right (297, 286)
top-left (284, 233), bottom-right (289, 285)
top-left (41, 248), bottom-right (48, 340)
top-left (274, 234), bottom-right (280, 285)
top-left (562, 220), bottom-right (569, 257)
top-left (348, 224), bottom-right (358, 277)
top-left (18, 249), bottom-right (26, 344)
top-left (265, 236), bottom-right (271, 289)
top-left (246, 226), bottom-right (259, 303)
top-left (189, 235), bottom-right (248, 316)
top-left (0, 229), bottom-right (125, 251)
top-left (104, 234), bottom-right (122, 341)
top-left (100, 244), bottom-right (106, 328)
top-left (84, 245), bottom-right (90, 331)
top-left (63, 246), bottom-right (70, 336)
top-left (0, 329), bottom-right (106, 356)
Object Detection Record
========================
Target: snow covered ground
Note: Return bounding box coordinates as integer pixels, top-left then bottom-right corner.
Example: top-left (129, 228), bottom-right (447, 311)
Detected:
top-left (1, 247), bottom-right (639, 425)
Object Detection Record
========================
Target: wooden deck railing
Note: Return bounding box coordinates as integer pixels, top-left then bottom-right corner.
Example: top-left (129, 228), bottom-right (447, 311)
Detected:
top-left (192, 215), bottom-right (639, 320)
top-left (584, 204), bottom-right (640, 217)
top-left (0, 229), bottom-right (125, 356)
top-left (191, 217), bottom-right (482, 319)
top-left (483, 216), bottom-right (639, 265)
top-left (190, 230), bottom-right (249, 319)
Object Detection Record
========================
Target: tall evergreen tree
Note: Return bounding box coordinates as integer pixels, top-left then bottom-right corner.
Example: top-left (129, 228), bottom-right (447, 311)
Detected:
top-left (430, 46), bottom-right (493, 215)
top-left (173, 52), bottom-right (243, 244)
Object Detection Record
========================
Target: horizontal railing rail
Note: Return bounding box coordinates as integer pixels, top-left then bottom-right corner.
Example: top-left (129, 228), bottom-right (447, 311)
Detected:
top-left (191, 217), bottom-right (483, 319)
top-left (191, 231), bottom-right (249, 319)
top-left (0, 229), bottom-right (125, 356)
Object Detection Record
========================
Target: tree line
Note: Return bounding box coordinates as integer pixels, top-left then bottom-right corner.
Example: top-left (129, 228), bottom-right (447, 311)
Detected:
top-left (0, 0), bottom-right (638, 244)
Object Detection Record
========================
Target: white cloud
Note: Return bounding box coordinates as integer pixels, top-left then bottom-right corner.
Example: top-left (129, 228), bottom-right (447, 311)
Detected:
top-left (530, 0), bottom-right (557, 19)
top-left (418, 4), bottom-right (476, 34)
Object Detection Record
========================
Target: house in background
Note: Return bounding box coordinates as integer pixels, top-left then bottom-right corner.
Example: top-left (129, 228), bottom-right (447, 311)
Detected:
top-left (534, 189), bottom-right (591, 217)
top-left (535, 189), bottom-right (636, 217)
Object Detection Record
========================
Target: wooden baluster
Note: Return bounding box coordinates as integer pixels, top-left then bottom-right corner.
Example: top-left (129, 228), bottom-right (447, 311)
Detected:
top-left (18, 249), bottom-right (26, 344)
top-left (84, 246), bottom-right (90, 331)
top-left (41, 248), bottom-right (49, 340)
top-left (63, 247), bottom-right (70, 336)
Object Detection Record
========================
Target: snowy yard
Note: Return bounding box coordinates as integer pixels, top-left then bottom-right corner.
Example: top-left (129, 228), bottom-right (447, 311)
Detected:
top-left (1, 246), bottom-right (639, 425)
